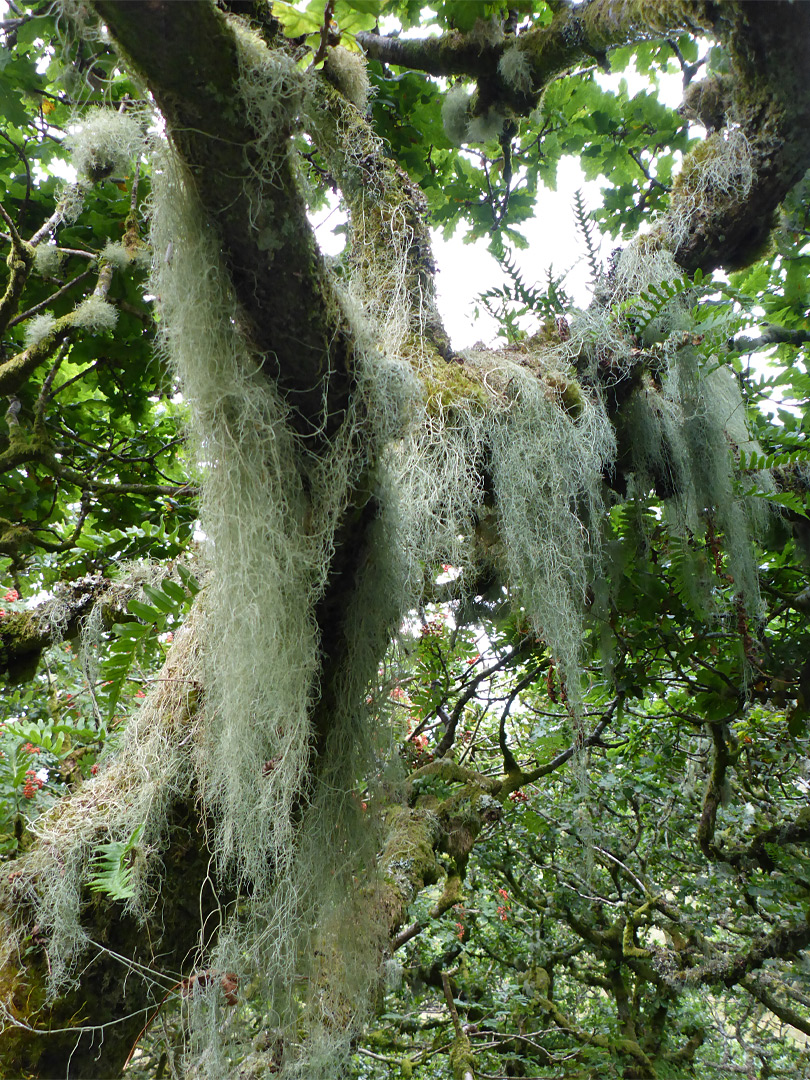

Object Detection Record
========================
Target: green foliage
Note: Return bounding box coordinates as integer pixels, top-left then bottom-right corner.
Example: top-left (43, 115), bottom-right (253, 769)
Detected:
top-left (476, 244), bottom-right (569, 342)
top-left (612, 266), bottom-right (703, 333)
top-left (100, 570), bottom-right (199, 717)
top-left (88, 822), bottom-right (143, 900)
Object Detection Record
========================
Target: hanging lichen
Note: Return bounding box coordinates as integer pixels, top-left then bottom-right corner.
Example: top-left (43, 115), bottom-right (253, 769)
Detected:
top-left (665, 127), bottom-right (754, 250)
top-left (148, 98), bottom-right (413, 1075)
top-left (9, 13), bottom-right (781, 1079)
top-left (66, 106), bottom-right (144, 183)
top-left (7, 606), bottom-right (204, 992)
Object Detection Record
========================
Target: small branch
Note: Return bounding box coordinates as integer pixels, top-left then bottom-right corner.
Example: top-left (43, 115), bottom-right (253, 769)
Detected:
top-left (441, 972), bottom-right (463, 1039)
top-left (0, 259), bottom-right (115, 397)
top-left (0, 131), bottom-right (33, 215)
top-left (592, 845), bottom-right (648, 897)
top-left (129, 159), bottom-right (141, 215)
top-left (735, 325), bottom-right (810, 351)
top-left (7, 267), bottom-right (95, 329)
top-left (44, 455), bottom-right (195, 498)
top-left (697, 721), bottom-right (738, 860)
top-left (308, 0), bottom-right (335, 70)
top-left (392, 921), bottom-right (424, 951)
top-left (498, 667), bottom-right (541, 776)
top-left (0, 203), bottom-right (34, 334)
top-left (29, 186), bottom-right (86, 248)
top-left (441, 972), bottom-right (475, 1080)
top-left (34, 341), bottom-right (71, 422)
top-left (435, 638), bottom-right (533, 758)
top-left (511, 696), bottom-right (621, 789)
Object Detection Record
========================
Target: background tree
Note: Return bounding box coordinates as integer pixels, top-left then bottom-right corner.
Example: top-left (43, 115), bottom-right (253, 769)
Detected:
top-left (0, 2), bottom-right (808, 1078)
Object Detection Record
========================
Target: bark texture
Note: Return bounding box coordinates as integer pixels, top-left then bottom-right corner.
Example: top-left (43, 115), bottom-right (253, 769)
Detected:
top-left (1, 2), bottom-right (808, 1075)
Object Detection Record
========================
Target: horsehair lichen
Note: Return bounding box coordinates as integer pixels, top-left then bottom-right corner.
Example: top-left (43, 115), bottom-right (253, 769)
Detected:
top-left (1, 565), bottom-right (200, 994)
top-left (149, 113), bottom-right (402, 1070)
top-left (312, 36), bottom-right (619, 745)
top-left (305, 76), bottom-right (442, 372)
top-left (66, 105), bottom-right (145, 183)
top-left (665, 349), bottom-right (763, 613)
top-left (664, 126), bottom-right (754, 250)
top-left (150, 147), bottom-right (320, 886)
top-left (611, 235), bottom-right (764, 616)
top-left (101, 239), bottom-right (134, 270)
top-left (2, 606), bottom-right (203, 993)
top-left (32, 242), bottom-right (63, 277)
top-left (467, 105), bottom-right (508, 145)
top-left (78, 561), bottom-right (183, 689)
top-left (230, 19), bottom-right (307, 239)
top-left (486, 360), bottom-right (615, 710)
top-left (71, 292), bottom-right (118, 332)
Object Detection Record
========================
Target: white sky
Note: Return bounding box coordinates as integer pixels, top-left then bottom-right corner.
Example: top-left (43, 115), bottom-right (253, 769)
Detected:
top-left (0, 0), bottom-right (687, 352)
top-left (313, 63), bottom-right (687, 349)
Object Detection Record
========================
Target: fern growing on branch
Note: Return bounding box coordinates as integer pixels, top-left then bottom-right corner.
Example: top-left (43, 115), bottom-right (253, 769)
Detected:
top-left (477, 243), bottom-right (570, 342)
top-left (572, 188), bottom-right (601, 286)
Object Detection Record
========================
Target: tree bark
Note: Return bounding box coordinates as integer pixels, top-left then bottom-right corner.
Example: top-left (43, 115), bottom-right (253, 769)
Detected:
top-left (2, 2), bottom-right (808, 1075)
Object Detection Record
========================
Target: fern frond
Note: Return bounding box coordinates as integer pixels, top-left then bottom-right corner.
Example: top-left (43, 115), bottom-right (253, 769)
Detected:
top-left (612, 268), bottom-right (704, 333)
top-left (89, 824), bottom-right (144, 901)
top-left (477, 244), bottom-right (570, 341)
top-left (573, 189), bottom-right (601, 284)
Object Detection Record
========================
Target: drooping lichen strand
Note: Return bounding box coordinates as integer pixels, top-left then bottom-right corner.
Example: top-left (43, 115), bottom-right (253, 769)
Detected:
top-left (20, 6), bottom-right (784, 1077)
top-left (149, 127), bottom-right (411, 1080)
top-left (665, 129), bottom-right (754, 253)
top-left (608, 239), bottom-right (764, 617)
top-left (489, 365), bottom-right (615, 707)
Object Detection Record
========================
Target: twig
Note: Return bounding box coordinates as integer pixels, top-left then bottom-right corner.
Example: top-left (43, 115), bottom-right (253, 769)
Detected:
top-left (441, 971), bottom-right (463, 1039)
top-left (8, 267), bottom-right (95, 328)
top-left (309, 0), bottom-right (336, 69)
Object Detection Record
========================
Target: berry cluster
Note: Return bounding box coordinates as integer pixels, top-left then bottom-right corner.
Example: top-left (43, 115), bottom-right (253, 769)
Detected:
top-left (22, 770), bottom-right (45, 799)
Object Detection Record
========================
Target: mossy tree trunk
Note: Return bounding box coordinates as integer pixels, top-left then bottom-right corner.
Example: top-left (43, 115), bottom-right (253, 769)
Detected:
top-left (1, 1), bottom-right (809, 1076)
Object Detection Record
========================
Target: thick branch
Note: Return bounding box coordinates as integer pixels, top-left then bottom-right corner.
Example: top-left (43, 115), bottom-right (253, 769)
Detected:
top-left (358, 1), bottom-right (714, 112)
top-left (0, 204), bottom-right (34, 333)
top-left (743, 974), bottom-right (810, 1038)
top-left (669, 2), bottom-right (810, 272)
top-left (92, 0), bottom-right (354, 440)
top-left (360, 1), bottom-right (810, 276)
top-left (0, 614), bottom-right (225, 1078)
top-left (721, 806), bottom-right (810, 873)
top-left (0, 586), bottom-right (100, 683)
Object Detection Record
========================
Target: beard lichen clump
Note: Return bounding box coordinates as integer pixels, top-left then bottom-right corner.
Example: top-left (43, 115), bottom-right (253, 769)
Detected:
top-left (665, 126), bottom-right (754, 250)
top-left (150, 131), bottom-right (399, 1073)
top-left (1, 608), bottom-right (204, 993)
top-left (66, 106), bottom-right (145, 184)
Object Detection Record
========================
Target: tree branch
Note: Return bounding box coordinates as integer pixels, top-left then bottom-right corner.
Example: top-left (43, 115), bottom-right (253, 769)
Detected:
top-left (91, 0), bottom-right (355, 441)
top-left (743, 974), bottom-right (810, 1037)
top-left (0, 203), bottom-right (34, 334)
